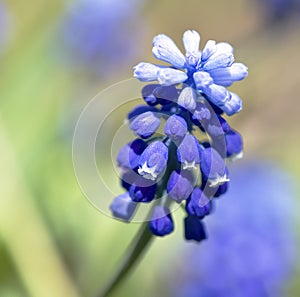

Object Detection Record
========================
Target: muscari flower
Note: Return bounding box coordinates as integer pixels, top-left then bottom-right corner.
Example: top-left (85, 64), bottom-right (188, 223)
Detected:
top-left (168, 161), bottom-right (298, 297)
top-left (110, 30), bottom-right (247, 242)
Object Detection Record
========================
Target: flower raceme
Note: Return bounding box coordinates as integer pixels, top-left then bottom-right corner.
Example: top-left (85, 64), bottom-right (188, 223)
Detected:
top-left (110, 30), bottom-right (247, 242)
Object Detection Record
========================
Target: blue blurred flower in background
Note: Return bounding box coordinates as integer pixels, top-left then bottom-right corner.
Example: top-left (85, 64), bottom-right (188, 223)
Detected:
top-left (168, 160), bottom-right (298, 297)
top-left (60, 0), bottom-right (145, 76)
top-left (0, 1), bottom-right (11, 52)
top-left (259, 0), bottom-right (300, 25)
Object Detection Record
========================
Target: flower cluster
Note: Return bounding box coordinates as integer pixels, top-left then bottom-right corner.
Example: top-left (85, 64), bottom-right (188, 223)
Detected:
top-left (110, 30), bottom-right (247, 242)
top-left (168, 162), bottom-right (297, 297)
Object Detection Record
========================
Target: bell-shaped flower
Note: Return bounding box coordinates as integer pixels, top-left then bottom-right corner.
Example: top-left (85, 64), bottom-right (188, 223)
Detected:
top-left (130, 111), bottom-right (160, 139)
top-left (142, 84), bottom-right (161, 106)
top-left (200, 147), bottom-right (229, 187)
top-left (109, 192), bottom-right (138, 221)
top-left (167, 170), bottom-right (194, 203)
top-left (164, 114), bottom-right (187, 144)
top-left (153, 85), bottom-right (178, 105)
top-left (138, 141), bottom-right (168, 180)
top-left (149, 206), bottom-right (174, 236)
top-left (177, 134), bottom-right (201, 170)
top-left (225, 129), bottom-right (243, 160)
top-left (184, 216), bottom-right (207, 242)
top-left (186, 187), bottom-right (211, 218)
top-left (129, 179), bottom-right (157, 203)
top-left (117, 139), bottom-right (147, 171)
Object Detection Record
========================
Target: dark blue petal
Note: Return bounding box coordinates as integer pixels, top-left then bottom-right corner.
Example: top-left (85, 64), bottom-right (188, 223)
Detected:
top-left (184, 216), bottom-right (207, 242)
top-left (164, 114), bottom-right (187, 144)
top-left (127, 105), bottom-right (158, 120)
top-left (153, 85), bottom-right (178, 105)
top-left (167, 170), bottom-right (194, 203)
top-left (218, 115), bottom-right (231, 133)
top-left (186, 187), bottom-right (211, 217)
top-left (225, 129), bottom-right (243, 159)
top-left (117, 139), bottom-right (147, 170)
top-left (121, 170), bottom-right (137, 190)
top-left (110, 192), bottom-right (137, 221)
top-left (214, 181), bottom-right (229, 197)
top-left (142, 84), bottom-right (161, 106)
top-left (205, 115), bottom-right (230, 139)
top-left (149, 206), bottom-right (174, 236)
top-left (130, 111), bottom-right (160, 138)
top-left (129, 180), bottom-right (157, 203)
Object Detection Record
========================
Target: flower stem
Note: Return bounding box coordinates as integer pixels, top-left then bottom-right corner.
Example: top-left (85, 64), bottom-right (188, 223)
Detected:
top-left (97, 142), bottom-right (177, 297)
top-left (96, 222), bottom-right (154, 297)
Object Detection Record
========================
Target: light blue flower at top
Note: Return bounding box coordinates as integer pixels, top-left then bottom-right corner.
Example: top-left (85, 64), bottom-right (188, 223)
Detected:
top-left (134, 30), bottom-right (248, 116)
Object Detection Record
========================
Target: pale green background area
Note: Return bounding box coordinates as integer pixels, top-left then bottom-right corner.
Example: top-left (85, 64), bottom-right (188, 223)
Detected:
top-left (0, 1), bottom-right (300, 297)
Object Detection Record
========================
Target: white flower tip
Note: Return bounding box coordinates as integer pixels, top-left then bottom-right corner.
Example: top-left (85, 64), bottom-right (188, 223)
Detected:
top-left (230, 151), bottom-right (244, 162)
top-left (152, 34), bottom-right (169, 45)
top-left (182, 161), bottom-right (197, 170)
top-left (138, 162), bottom-right (158, 180)
top-left (208, 174), bottom-right (230, 188)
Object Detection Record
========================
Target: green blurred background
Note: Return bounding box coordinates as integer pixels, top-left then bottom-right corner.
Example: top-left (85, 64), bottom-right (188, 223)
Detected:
top-left (0, 0), bottom-right (300, 296)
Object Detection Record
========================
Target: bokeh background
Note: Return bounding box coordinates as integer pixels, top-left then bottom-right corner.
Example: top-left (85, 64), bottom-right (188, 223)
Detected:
top-left (1, 0), bottom-right (300, 296)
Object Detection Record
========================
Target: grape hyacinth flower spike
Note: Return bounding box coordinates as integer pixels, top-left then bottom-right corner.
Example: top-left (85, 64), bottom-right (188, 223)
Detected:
top-left (110, 29), bottom-right (248, 242)
top-left (103, 28), bottom-right (248, 297)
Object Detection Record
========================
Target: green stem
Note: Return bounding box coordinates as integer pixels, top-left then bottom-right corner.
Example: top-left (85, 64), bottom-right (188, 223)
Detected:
top-left (96, 222), bottom-right (154, 297)
top-left (97, 141), bottom-right (177, 297)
